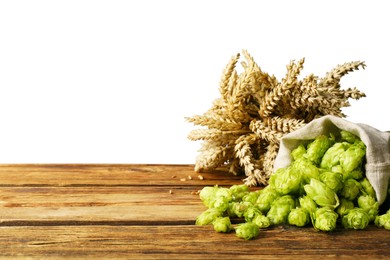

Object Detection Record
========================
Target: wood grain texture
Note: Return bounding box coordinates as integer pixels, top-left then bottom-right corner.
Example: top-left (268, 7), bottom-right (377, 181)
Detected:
top-left (0, 164), bottom-right (389, 259)
top-left (0, 225), bottom-right (388, 259)
top-left (0, 164), bottom-right (242, 186)
top-left (0, 186), bottom-right (203, 224)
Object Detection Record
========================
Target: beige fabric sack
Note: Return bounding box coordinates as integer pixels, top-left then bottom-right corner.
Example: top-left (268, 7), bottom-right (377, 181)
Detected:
top-left (274, 115), bottom-right (390, 205)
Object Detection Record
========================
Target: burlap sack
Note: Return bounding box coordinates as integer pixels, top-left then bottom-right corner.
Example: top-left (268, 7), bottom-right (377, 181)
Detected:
top-left (274, 115), bottom-right (390, 205)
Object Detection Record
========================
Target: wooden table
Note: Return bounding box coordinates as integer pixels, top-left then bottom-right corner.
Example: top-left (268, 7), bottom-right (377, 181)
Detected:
top-left (0, 164), bottom-right (389, 259)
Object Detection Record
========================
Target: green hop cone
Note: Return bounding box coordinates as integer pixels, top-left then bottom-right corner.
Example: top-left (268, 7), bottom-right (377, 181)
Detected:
top-left (313, 207), bottom-right (338, 232)
top-left (360, 178), bottom-right (376, 198)
top-left (256, 186), bottom-right (279, 213)
top-left (204, 185), bottom-right (232, 213)
top-left (291, 158), bottom-right (320, 184)
top-left (230, 184), bottom-right (250, 201)
top-left (340, 130), bottom-right (359, 144)
top-left (341, 179), bottom-right (362, 200)
top-left (242, 190), bottom-right (260, 205)
top-left (227, 201), bottom-right (251, 218)
top-left (375, 212), bottom-right (390, 230)
top-left (267, 195), bottom-right (296, 225)
top-left (305, 134), bottom-right (335, 165)
top-left (252, 214), bottom-right (271, 229)
top-left (304, 179), bottom-right (340, 209)
top-left (212, 217), bottom-right (232, 233)
top-left (343, 169), bottom-right (363, 181)
top-left (357, 195), bottom-right (379, 222)
top-left (244, 205), bottom-right (262, 222)
top-left (199, 186), bottom-right (219, 208)
top-left (339, 143), bottom-right (366, 173)
top-left (320, 142), bottom-right (350, 170)
top-left (272, 167), bottom-right (302, 196)
top-left (342, 208), bottom-right (370, 230)
top-left (331, 165), bottom-right (343, 175)
top-left (268, 168), bottom-right (280, 188)
top-left (354, 140), bottom-right (366, 150)
top-left (288, 208), bottom-right (310, 227)
top-left (291, 144), bottom-right (306, 161)
top-left (235, 222), bottom-right (260, 240)
top-left (213, 196), bottom-right (230, 212)
top-left (215, 187), bottom-right (232, 201)
top-left (196, 208), bottom-right (222, 226)
top-left (336, 198), bottom-right (355, 216)
top-left (320, 170), bottom-right (344, 193)
top-left (299, 195), bottom-right (317, 215)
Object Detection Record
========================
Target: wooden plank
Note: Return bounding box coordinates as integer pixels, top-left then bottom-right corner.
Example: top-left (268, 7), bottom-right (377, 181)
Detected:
top-left (0, 186), bottom-right (205, 225)
top-left (0, 164), bottom-right (389, 258)
top-left (0, 164), bottom-right (253, 226)
top-left (0, 225), bottom-right (389, 259)
top-left (0, 164), bottom-right (243, 187)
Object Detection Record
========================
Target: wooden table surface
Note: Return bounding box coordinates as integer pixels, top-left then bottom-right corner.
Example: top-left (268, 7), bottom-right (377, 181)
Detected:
top-left (0, 164), bottom-right (389, 259)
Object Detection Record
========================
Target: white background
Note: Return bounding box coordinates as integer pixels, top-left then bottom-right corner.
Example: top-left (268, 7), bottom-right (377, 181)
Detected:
top-left (0, 0), bottom-right (389, 164)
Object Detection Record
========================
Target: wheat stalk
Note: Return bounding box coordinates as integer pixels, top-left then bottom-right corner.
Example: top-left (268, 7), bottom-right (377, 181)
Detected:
top-left (186, 50), bottom-right (366, 186)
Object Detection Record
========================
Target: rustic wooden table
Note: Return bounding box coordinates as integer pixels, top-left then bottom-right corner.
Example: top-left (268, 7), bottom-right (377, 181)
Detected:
top-left (0, 164), bottom-right (388, 259)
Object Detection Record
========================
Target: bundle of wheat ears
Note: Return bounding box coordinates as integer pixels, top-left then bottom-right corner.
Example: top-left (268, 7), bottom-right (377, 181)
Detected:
top-left (186, 50), bottom-right (366, 186)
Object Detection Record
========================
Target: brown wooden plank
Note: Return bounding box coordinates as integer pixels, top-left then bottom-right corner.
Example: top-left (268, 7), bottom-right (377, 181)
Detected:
top-left (0, 225), bottom-right (389, 259)
top-left (0, 186), bottom-right (205, 225)
top-left (0, 164), bottom-right (244, 187)
top-left (0, 164), bottom-right (389, 258)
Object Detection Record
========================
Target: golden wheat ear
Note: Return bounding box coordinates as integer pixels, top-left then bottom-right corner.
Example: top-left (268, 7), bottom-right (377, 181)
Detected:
top-left (187, 50), bottom-right (366, 186)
